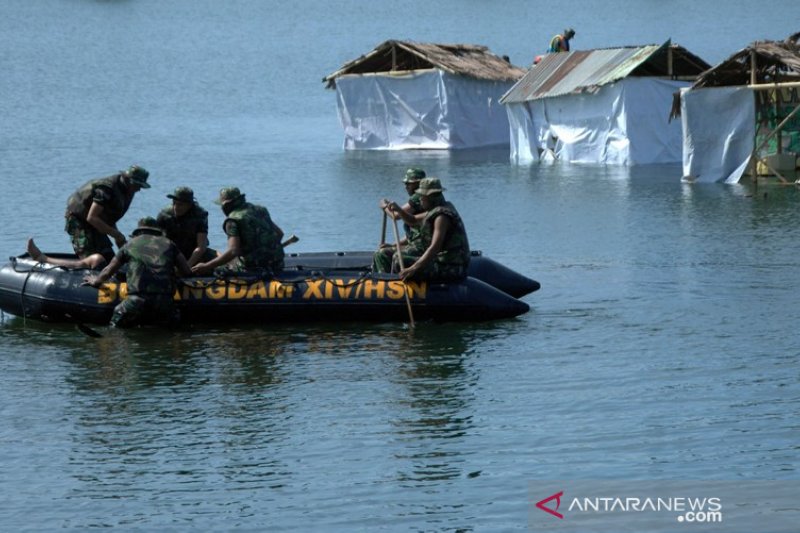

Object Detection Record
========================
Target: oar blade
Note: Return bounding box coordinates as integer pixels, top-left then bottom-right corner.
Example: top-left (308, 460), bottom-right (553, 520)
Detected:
top-left (76, 323), bottom-right (103, 338)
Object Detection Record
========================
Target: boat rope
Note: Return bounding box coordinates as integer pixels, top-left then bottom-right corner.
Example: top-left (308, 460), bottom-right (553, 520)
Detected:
top-left (174, 269), bottom-right (375, 290)
top-left (313, 270), bottom-right (372, 288)
top-left (18, 260), bottom-right (55, 327)
top-left (11, 257), bottom-right (80, 328)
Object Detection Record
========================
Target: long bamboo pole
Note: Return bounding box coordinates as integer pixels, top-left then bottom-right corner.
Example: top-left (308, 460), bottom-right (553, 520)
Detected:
top-left (390, 216), bottom-right (415, 328)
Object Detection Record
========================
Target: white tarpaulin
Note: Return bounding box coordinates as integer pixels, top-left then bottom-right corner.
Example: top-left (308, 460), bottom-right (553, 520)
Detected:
top-left (334, 70), bottom-right (514, 150)
top-left (506, 78), bottom-right (689, 165)
top-left (681, 86), bottom-right (756, 183)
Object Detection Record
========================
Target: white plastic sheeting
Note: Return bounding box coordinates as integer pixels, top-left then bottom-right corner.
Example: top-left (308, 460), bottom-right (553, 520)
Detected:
top-left (506, 78), bottom-right (689, 165)
top-left (681, 86), bottom-right (755, 183)
top-left (333, 70), bottom-right (514, 150)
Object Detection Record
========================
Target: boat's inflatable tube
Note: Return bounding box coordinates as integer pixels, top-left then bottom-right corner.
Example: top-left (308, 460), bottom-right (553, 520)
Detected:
top-left (284, 250), bottom-right (540, 298)
top-left (0, 255), bottom-right (530, 324)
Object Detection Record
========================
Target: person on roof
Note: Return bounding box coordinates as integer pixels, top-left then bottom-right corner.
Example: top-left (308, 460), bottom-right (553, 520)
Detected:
top-left (27, 165), bottom-right (151, 270)
top-left (191, 187), bottom-right (285, 276)
top-left (156, 186), bottom-right (217, 267)
top-left (373, 167), bottom-right (426, 273)
top-left (380, 177), bottom-right (470, 282)
top-left (548, 27), bottom-right (575, 53)
top-left (83, 217), bottom-right (192, 328)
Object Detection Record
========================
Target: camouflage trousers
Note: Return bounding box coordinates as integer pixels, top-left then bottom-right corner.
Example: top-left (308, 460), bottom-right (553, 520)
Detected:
top-left (372, 246), bottom-right (468, 282)
top-left (65, 214), bottom-right (115, 263)
top-left (422, 261), bottom-right (469, 282)
top-left (372, 245), bottom-right (421, 273)
top-left (111, 294), bottom-right (179, 329)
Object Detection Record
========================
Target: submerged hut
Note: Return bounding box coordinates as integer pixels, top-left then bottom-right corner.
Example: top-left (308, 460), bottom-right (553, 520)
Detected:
top-left (680, 32), bottom-right (800, 183)
top-left (322, 40), bottom-right (526, 150)
top-left (500, 40), bottom-right (709, 165)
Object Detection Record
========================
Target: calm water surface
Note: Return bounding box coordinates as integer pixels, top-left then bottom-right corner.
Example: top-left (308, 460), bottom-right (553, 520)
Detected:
top-left (1, 0), bottom-right (799, 530)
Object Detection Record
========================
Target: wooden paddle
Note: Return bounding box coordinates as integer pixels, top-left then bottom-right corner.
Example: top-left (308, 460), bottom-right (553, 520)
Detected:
top-left (281, 234), bottom-right (299, 247)
top-left (66, 313), bottom-right (103, 338)
top-left (390, 216), bottom-right (415, 328)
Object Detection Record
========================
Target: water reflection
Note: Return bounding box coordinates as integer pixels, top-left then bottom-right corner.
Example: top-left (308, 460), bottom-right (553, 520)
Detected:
top-left (383, 324), bottom-right (489, 485)
top-left (0, 316), bottom-right (527, 528)
top-left (9, 323), bottom-right (299, 511)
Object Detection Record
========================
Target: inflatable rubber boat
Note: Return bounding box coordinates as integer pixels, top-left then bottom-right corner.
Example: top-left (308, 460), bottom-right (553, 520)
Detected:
top-left (0, 251), bottom-right (537, 325)
top-left (283, 250), bottom-right (540, 298)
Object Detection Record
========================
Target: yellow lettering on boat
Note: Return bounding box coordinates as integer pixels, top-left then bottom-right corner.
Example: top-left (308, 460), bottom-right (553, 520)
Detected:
top-left (206, 283), bottom-right (226, 300)
top-left (362, 279), bottom-right (384, 299)
top-left (97, 282), bottom-right (117, 304)
top-left (246, 280), bottom-right (267, 299)
top-left (324, 280), bottom-right (333, 299)
top-left (119, 283), bottom-right (128, 299)
top-left (271, 281), bottom-right (293, 298)
top-left (406, 281), bottom-right (426, 299)
top-left (182, 284), bottom-right (205, 300)
top-left (228, 282), bottom-right (248, 299)
top-left (386, 280), bottom-right (405, 299)
top-left (336, 280), bottom-right (353, 298)
top-left (303, 279), bottom-right (325, 299)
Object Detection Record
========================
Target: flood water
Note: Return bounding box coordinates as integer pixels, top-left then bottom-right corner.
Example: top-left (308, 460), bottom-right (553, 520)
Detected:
top-left (1, 0), bottom-right (799, 530)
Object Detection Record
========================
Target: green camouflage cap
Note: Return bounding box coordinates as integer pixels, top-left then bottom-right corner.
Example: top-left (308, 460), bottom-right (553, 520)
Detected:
top-left (167, 186), bottom-right (194, 203)
top-left (416, 177), bottom-right (445, 196)
top-left (403, 167), bottom-right (426, 183)
top-left (214, 186), bottom-right (244, 205)
top-left (123, 165), bottom-right (150, 188)
top-left (131, 216), bottom-right (163, 237)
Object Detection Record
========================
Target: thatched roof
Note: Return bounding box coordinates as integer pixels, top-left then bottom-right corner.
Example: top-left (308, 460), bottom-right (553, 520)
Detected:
top-left (692, 32), bottom-right (800, 88)
top-left (323, 40), bottom-right (527, 88)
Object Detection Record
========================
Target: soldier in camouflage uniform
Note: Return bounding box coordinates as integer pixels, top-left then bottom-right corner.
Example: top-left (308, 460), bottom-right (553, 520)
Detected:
top-left (191, 187), bottom-right (285, 276)
top-left (27, 165), bottom-right (151, 270)
top-left (373, 167), bottom-right (426, 273)
top-left (156, 186), bottom-right (217, 267)
top-left (383, 177), bottom-right (470, 282)
top-left (83, 217), bottom-right (192, 328)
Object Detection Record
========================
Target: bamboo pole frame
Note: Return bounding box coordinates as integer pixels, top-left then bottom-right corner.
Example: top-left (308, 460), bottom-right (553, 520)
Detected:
top-left (748, 79), bottom-right (800, 183)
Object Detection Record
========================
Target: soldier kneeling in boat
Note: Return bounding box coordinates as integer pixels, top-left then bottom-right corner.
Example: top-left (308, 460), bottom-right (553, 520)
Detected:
top-left (374, 167), bottom-right (426, 273)
top-left (83, 217), bottom-right (192, 328)
top-left (377, 177), bottom-right (471, 282)
top-left (191, 187), bottom-right (285, 277)
top-left (156, 186), bottom-right (217, 267)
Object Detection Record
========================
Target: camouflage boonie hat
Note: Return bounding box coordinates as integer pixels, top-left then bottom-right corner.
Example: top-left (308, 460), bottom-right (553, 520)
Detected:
top-left (167, 186), bottom-right (194, 203)
top-left (403, 167), bottom-right (426, 183)
top-left (123, 165), bottom-right (150, 189)
top-left (416, 177), bottom-right (445, 196)
top-left (214, 187), bottom-right (244, 205)
top-left (131, 216), bottom-right (163, 237)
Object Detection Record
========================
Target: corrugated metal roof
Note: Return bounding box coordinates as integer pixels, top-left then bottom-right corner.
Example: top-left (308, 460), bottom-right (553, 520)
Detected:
top-left (501, 43), bottom-right (667, 103)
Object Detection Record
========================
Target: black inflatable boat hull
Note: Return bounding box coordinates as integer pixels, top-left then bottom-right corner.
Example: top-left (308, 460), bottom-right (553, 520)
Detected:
top-left (0, 256), bottom-right (531, 324)
top-left (284, 250), bottom-right (540, 298)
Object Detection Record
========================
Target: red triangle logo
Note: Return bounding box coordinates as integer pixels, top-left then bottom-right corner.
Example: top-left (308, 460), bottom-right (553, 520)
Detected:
top-left (536, 490), bottom-right (564, 519)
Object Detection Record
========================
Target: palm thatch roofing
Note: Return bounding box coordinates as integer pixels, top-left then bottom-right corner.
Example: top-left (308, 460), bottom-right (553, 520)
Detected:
top-left (692, 32), bottom-right (800, 88)
top-left (323, 40), bottom-right (527, 89)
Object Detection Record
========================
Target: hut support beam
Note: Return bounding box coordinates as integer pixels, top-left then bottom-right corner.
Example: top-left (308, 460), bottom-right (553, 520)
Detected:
top-left (751, 102), bottom-right (800, 156)
top-left (748, 82), bottom-right (800, 182)
top-left (749, 51), bottom-right (758, 180)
